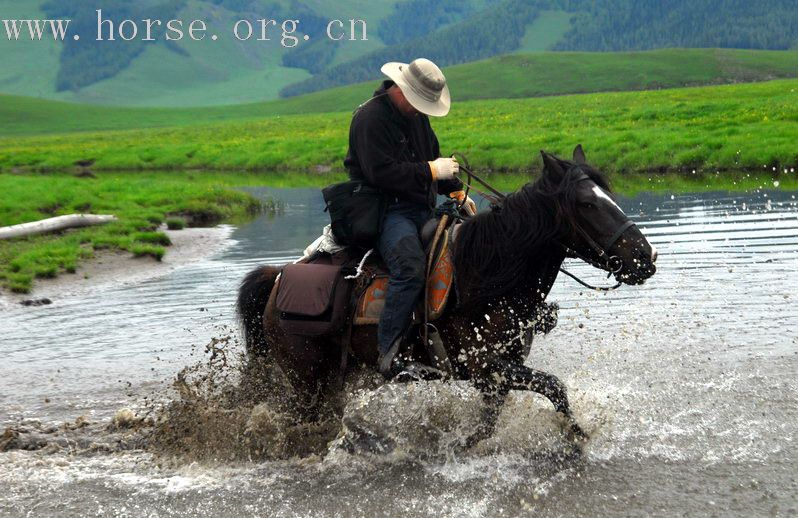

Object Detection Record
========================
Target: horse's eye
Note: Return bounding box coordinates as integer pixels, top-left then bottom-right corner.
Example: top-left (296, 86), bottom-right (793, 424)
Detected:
top-left (578, 201), bottom-right (596, 209)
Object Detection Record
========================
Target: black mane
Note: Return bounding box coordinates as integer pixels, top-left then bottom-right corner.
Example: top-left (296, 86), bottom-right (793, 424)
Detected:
top-left (452, 158), bottom-right (611, 308)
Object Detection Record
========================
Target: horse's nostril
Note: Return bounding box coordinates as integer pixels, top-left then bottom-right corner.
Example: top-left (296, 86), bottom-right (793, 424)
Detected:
top-left (651, 246), bottom-right (658, 263)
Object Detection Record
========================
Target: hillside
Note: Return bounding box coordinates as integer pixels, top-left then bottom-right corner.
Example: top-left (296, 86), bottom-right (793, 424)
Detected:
top-left (2, 49), bottom-right (798, 137)
top-left (1, 0), bottom-right (797, 106)
top-left (280, 0), bottom-right (798, 96)
top-left (1, 78), bottom-right (796, 175)
top-left (0, 0), bottom-right (397, 106)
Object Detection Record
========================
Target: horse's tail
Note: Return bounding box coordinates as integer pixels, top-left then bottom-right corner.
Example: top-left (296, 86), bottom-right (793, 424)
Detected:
top-left (236, 265), bottom-right (280, 358)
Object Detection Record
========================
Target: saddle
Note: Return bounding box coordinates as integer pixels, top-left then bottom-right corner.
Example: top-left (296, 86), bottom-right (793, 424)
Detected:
top-left (271, 218), bottom-right (455, 337)
top-left (353, 218), bottom-right (454, 326)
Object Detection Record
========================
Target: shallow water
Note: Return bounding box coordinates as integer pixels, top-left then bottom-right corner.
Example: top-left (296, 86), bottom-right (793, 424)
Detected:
top-left (1, 185), bottom-right (797, 517)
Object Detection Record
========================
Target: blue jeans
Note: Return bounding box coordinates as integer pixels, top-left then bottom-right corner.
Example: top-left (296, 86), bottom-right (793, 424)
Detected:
top-left (376, 201), bottom-right (432, 355)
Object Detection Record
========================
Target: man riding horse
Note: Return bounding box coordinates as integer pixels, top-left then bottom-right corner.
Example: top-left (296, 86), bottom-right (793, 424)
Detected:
top-left (238, 59), bottom-right (658, 447)
top-left (343, 58), bottom-right (476, 377)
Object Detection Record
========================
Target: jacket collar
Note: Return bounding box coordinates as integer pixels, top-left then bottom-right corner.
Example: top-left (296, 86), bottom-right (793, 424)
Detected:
top-left (375, 80), bottom-right (412, 125)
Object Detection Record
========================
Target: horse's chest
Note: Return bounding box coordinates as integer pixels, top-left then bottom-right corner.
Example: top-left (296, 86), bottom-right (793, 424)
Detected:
top-left (451, 301), bottom-right (537, 366)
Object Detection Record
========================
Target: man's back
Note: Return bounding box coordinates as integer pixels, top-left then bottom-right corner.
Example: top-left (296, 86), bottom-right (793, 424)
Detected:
top-left (344, 80), bottom-right (461, 208)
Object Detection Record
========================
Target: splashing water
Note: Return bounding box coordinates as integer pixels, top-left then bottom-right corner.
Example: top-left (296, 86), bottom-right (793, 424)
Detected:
top-left (2, 186), bottom-right (798, 517)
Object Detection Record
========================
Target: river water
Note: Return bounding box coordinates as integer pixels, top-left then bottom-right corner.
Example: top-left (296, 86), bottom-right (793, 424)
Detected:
top-left (1, 184), bottom-right (797, 517)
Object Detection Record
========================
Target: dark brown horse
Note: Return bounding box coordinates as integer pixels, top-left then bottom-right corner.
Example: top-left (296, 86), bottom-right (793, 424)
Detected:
top-left (237, 146), bottom-right (657, 446)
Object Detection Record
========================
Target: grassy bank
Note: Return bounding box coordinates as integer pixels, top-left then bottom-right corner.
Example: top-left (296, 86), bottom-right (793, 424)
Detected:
top-left (2, 79), bottom-right (796, 175)
top-left (3, 49), bottom-right (798, 137)
top-left (0, 172), bottom-right (270, 293)
top-left (2, 167), bottom-right (794, 294)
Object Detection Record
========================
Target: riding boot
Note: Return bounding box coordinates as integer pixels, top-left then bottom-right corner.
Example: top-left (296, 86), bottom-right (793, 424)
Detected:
top-left (378, 336), bottom-right (405, 378)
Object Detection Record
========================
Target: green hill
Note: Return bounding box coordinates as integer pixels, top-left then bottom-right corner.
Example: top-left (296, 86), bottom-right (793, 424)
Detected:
top-left (3, 48), bottom-right (798, 136)
top-left (2, 0), bottom-right (798, 107)
top-left (0, 0), bottom-right (399, 106)
top-left (280, 0), bottom-right (798, 97)
top-left (2, 78), bottom-right (796, 175)
top-left (0, 0), bottom-right (62, 98)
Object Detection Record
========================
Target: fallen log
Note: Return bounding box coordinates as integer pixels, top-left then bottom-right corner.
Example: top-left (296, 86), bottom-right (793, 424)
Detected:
top-left (0, 214), bottom-right (117, 240)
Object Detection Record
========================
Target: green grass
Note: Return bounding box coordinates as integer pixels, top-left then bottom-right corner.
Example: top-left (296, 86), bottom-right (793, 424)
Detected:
top-left (517, 10), bottom-right (573, 52)
top-left (0, 171), bottom-right (270, 293)
top-left (130, 243), bottom-right (166, 261)
top-left (162, 168), bottom-right (798, 196)
top-left (4, 49), bottom-right (798, 137)
top-left (2, 78), bottom-right (796, 175)
top-left (166, 217), bottom-right (187, 230)
top-left (132, 231), bottom-right (172, 247)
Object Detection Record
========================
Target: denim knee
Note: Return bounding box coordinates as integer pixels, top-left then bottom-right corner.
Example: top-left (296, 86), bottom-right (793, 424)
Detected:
top-left (390, 235), bottom-right (426, 285)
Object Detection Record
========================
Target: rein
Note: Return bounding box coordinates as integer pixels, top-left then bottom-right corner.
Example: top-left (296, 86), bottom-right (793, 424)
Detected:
top-left (451, 152), bottom-right (507, 209)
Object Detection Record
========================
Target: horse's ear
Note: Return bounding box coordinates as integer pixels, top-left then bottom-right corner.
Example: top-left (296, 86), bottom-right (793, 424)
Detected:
top-left (540, 150), bottom-right (564, 180)
top-left (573, 144), bottom-right (586, 164)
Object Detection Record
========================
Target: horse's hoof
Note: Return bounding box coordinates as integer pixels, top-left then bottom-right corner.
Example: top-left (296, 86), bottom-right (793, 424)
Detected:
top-left (458, 425), bottom-right (494, 453)
top-left (340, 417), bottom-right (396, 455)
top-left (566, 421), bottom-right (589, 444)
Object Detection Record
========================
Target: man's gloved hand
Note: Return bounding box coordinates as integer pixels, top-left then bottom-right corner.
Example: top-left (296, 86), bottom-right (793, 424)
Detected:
top-left (449, 190), bottom-right (477, 216)
top-left (429, 157), bottom-right (459, 181)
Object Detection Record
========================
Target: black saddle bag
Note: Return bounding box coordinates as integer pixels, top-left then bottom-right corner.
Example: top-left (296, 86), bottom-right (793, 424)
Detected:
top-left (276, 263), bottom-right (353, 336)
top-left (322, 180), bottom-right (387, 248)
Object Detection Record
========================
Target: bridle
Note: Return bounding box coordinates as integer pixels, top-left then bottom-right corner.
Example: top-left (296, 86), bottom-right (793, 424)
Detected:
top-left (452, 155), bottom-right (636, 292)
top-left (557, 165), bottom-right (636, 291)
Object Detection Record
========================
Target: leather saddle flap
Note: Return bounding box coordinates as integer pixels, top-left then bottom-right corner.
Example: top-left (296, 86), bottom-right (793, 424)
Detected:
top-left (354, 225), bottom-right (454, 325)
top-left (276, 263), bottom-right (342, 317)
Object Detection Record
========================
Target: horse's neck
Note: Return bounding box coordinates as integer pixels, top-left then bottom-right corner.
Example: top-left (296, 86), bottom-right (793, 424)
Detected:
top-left (466, 240), bottom-right (564, 326)
top-left (452, 192), bottom-right (566, 314)
top-left (537, 247), bottom-right (567, 299)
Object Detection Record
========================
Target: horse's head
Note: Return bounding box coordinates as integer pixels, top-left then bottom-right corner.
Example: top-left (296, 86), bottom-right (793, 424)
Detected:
top-left (539, 146), bottom-right (657, 285)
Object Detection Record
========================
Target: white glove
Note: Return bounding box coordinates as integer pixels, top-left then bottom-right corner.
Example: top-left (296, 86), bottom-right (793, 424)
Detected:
top-left (462, 195), bottom-right (477, 216)
top-left (450, 190), bottom-right (477, 216)
top-left (429, 157), bottom-right (459, 181)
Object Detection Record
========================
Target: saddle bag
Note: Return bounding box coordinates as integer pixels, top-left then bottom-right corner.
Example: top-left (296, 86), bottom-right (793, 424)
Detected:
top-left (322, 180), bottom-right (387, 248)
top-left (276, 263), bottom-right (353, 336)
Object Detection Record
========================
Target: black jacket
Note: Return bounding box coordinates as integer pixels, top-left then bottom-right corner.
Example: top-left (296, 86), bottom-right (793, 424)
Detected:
top-left (343, 80), bottom-right (463, 207)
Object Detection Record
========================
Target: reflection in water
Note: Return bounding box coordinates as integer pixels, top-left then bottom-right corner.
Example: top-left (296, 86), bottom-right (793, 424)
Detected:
top-left (1, 186), bottom-right (797, 517)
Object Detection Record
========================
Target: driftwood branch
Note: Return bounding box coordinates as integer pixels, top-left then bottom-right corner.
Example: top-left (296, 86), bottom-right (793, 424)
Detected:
top-left (0, 214), bottom-right (117, 240)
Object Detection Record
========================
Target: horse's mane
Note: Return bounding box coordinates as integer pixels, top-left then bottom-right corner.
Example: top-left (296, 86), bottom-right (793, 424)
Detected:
top-left (453, 158), bottom-right (611, 308)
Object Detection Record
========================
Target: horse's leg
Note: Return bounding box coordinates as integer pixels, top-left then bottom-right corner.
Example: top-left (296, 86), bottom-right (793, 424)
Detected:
top-left (487, 358), bottom-right (587, 441)
top-left (273, 335), bottom-right (331, 422)
top-left (462, 387), bottom-right (509, 449)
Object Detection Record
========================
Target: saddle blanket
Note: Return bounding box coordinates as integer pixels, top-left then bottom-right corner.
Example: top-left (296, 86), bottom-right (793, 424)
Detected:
top-left (271, 221), bottom-right (456, 337)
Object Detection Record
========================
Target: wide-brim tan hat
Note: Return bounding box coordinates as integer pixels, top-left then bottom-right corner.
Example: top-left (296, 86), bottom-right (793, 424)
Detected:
top-left (381, 58), bottom-right (451, 117)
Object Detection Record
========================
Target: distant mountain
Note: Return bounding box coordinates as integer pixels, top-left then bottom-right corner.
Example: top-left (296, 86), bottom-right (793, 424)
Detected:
top-left (282, 0), bottom-right (798, 97)
top-left (0, 0), bottom-right (796, 106)
top-left (0, 0), bottom-right (394, 106)
top-left (5, 49), bottom-right (798, 137)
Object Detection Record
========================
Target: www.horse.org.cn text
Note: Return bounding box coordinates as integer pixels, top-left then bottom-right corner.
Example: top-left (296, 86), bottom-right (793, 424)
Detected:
top-left (2, 10), bottom-right (369, 47)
